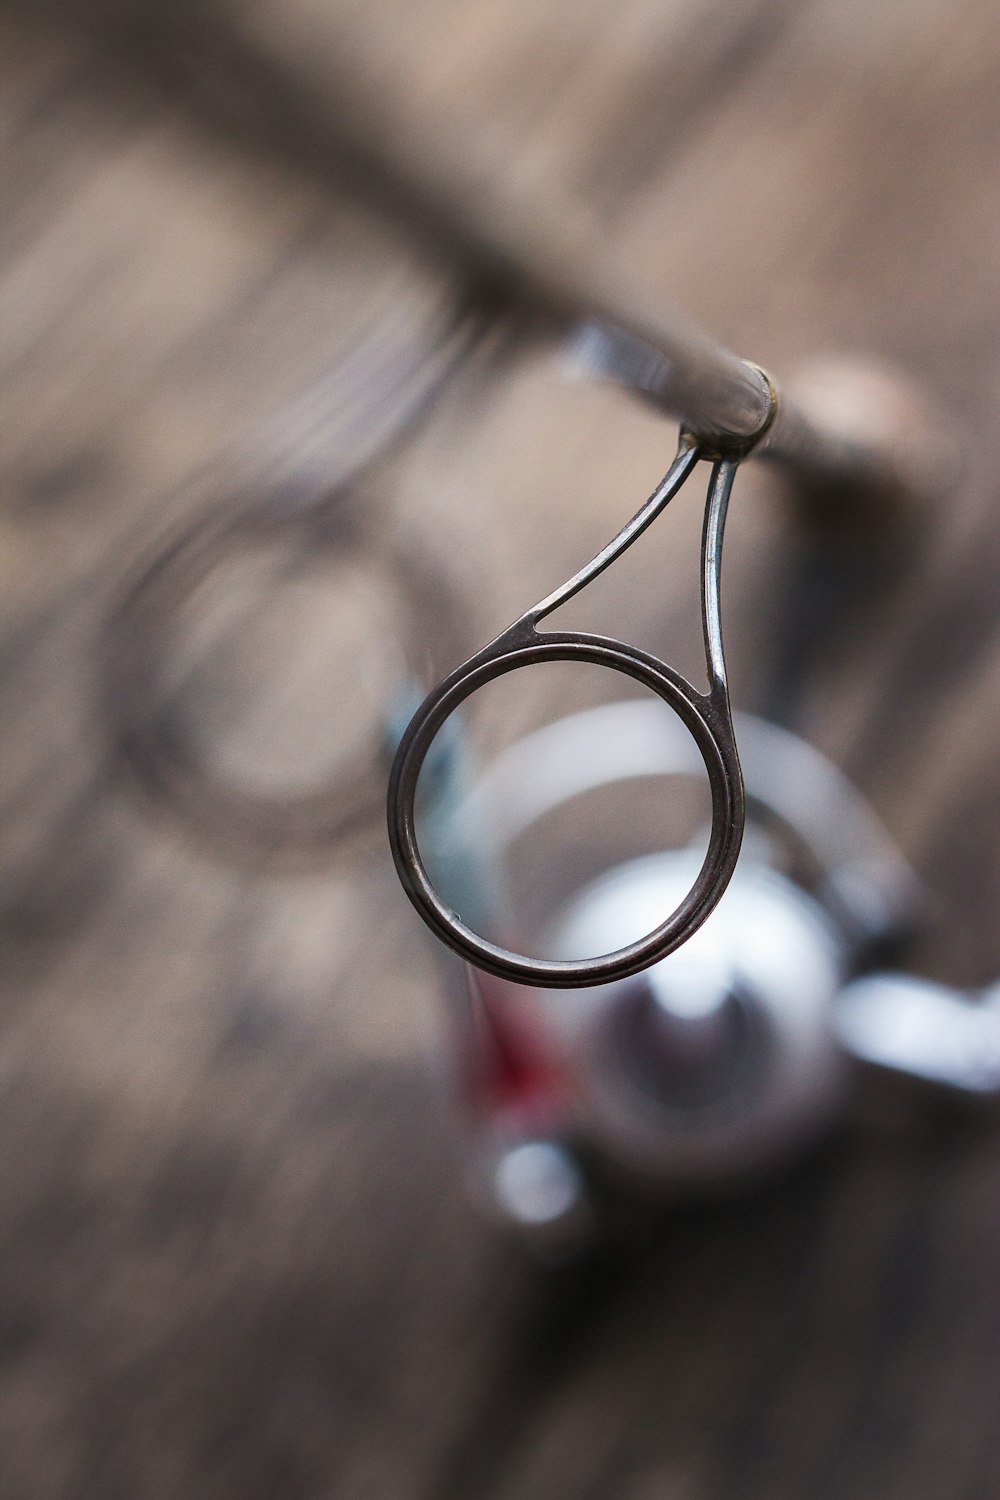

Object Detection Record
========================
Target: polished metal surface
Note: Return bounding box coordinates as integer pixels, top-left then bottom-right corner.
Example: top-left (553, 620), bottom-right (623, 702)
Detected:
top-left (836, 974), bottom-right (1000, 1094)
top-left (388, 438), bottom-right (748, 987)
top-left (417, 697), bottom-right (1000, 1227)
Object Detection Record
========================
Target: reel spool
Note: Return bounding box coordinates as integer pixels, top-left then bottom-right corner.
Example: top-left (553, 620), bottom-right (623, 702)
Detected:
top-left (425, 700), bottom-right (1000, 1246)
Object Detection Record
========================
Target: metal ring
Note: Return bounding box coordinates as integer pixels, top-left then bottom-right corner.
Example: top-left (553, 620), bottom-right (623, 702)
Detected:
top-left (102, 490), bottom-right (469, 864)
top-left (387, 622), bottom-right (744, 988)
top-left (99, 282), bottom-right (489, 865)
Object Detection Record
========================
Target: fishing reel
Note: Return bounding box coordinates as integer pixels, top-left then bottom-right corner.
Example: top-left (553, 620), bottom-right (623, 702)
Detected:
top-left (425, 700), bottom-right (1000, 1248)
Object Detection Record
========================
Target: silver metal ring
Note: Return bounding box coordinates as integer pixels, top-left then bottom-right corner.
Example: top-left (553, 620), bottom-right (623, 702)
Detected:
top-left (387, 443), bottom-right (746, 986)
top-left (388, 624), bottom-right (743, 988)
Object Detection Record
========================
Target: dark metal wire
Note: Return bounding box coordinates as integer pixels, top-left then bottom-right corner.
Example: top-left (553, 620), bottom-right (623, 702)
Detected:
top-left (104, 496), bottom-right (394, 861)
top-left (100, 293), bottom-right (486, 863)
top-left (387, 435), bottom-right (747, 988)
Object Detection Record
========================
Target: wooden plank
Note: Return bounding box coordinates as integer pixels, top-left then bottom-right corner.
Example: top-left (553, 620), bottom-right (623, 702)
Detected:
top-left (2, 4), bottom-right (1000, 1497)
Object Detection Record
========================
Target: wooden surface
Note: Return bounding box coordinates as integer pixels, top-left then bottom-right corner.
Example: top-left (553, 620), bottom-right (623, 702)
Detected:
top-left (3, 2), bottom-right (1000, 1496)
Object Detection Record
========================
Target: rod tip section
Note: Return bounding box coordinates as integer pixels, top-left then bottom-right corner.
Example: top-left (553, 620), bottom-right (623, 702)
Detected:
top-left (773, 356), bottom-right (964, 536)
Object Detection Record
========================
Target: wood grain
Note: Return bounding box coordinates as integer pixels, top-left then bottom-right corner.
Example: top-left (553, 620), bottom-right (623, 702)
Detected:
top-left (2, 3), bottom-right (1000, 1497)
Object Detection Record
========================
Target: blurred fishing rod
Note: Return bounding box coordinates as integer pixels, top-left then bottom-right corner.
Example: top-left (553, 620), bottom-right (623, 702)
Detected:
top-left (14, 0), bottom-right (955, 507)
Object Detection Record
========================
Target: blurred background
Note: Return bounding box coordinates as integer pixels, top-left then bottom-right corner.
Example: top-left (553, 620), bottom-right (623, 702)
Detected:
top-left (3, 0), bottom-right (1000, 1496)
